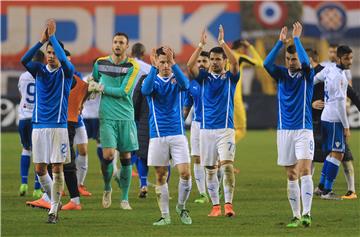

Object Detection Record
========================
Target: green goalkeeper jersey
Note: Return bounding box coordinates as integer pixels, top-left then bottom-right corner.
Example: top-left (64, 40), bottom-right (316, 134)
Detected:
top-left (92, 56), bottom-right (140, 120)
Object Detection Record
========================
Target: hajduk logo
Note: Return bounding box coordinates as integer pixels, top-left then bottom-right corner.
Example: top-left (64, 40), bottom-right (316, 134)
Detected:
top-left (317, 3), bottom-right (347, 33)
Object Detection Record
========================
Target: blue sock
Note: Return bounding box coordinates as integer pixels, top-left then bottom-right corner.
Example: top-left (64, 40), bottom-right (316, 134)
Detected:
top-left (319, 159), bottom-right (329, 188)
top-left (131, 153), bottom-right (138, 165)
top-left (166, 165), bottom-right (171, 183)
top-left (97, 146), bottom-right (104, 162)
top-left (20, 154), bottom-right (30, 184)
top-left (137, 157), bottom-right (148, 187)
top-left (324, 157), bottom-right (340, 192)
top-left (34, 174), bottom-right (41, 189)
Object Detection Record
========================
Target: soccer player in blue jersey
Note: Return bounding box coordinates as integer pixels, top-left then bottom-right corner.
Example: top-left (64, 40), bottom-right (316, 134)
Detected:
top-left (142, 47), bottom-right (192, 226)
top-left (314, 45), bottom-right (353, 200)
top-left (263, 22), bottom-right (314, 228)
top-left (18, 50), bottom-right (44, 198)
top-left (184, 51), bottom-right (210, 204)
top-left (21, 19), bottom-right (74, 224)
top-left (187, 26), bottom-right (240, 217)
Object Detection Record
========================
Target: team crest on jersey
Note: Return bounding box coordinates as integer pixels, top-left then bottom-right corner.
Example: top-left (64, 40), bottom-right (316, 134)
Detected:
top-left (220, 74), bottom-right (227, 80)
top-left (335, 141), bottom-right (341, 148)
top-left (171, 78), bottom-right (177, 84)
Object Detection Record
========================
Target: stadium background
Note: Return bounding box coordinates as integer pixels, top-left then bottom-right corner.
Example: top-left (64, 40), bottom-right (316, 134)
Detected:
top-left (1, 1), bottom-right (359, 131)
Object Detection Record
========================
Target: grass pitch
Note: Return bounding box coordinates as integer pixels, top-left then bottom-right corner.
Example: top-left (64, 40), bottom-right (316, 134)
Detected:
top-left (1, 130), bottom-right (359, 236)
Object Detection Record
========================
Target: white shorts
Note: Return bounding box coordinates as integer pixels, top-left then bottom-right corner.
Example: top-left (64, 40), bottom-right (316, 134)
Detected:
top-left (74, 125), bottom-right (88, 145)
top-left (190, 121), bottom-right (200, 156)
top-left (200, 128), bottom-right (235, 166)
top-left (32, 128), bottom-right (71, 164)
top-left (148, 135), bottom-right (190, 167)
top-left (277, 129), bottom-right (314, 166)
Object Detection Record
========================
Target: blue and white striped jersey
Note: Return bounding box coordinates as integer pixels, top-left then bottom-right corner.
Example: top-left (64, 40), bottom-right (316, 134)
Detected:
top-left (21, 35), bottom-right (74, 129)
top-left (194, 69), bottom-right (240, 129)
top-left (264, 38), bottom-right (314, 130)
top-left (141, 65), bottom-right (189, 138)
top-left (183, 80), bottom-right (202, 122)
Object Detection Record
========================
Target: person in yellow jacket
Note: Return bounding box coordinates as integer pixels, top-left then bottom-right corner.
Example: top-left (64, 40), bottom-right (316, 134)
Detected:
top-left (230, 40), bottom-right (263, 142)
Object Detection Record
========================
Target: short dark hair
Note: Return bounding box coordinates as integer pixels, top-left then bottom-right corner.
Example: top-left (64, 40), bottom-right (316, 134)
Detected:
top-left (113, 32), bottom-right (129, 44)
top-left (32, 50), bottom-right (45, 63)
top-left (286, 45), bottom-right (297, 54)
top-left (200, 51), bottom-right (210, 58)
top-left (64, 49), bottom-right (71, 57)
top-left (209, 47), bottom-right (226, 59)
top-left (131, 42), bottom-right (146, 58)
top-left (231, 39), bottom-right (246, 50)
top-left (337, 45), bottom-right (352, 58)
top-left (329, 43), bottom-right (338, 48)
top-left (46, 40), bottom-right (64, 50)
top-left (305, 48), bottom-right (319, 62)
top-left (155, 47), bottom-right (175, 59)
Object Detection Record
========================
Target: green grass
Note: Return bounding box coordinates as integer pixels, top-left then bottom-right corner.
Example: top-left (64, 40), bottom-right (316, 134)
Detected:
top-left (1, 130), bottom-right (359, 237)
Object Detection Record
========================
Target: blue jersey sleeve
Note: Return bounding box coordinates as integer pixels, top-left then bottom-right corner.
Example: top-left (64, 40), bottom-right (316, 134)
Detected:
top-left (183, 90), bottom-right (194, 108)
top-left (263, 40), bottom-right (284, 81)
top-left (20, 42), bottom-right (44, 78)
top-left (294, 37), bottom-right (312, 78)
top-left (228, 71), bottom-right (240, 83)
top-left (49, 35), bottom-right (74, 79)
top-left (141, 66), bottom-right (157, 96)
top-left (172, 64), bottom-right (189, 90)
top-left (74, 71), bottom-right (83, 79)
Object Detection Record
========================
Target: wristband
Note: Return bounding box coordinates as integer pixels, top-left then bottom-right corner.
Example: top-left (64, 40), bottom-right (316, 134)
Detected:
top-left (198, 42), bottom-right (204, 48)
top-left (219, 40), bottom-right (225, 46)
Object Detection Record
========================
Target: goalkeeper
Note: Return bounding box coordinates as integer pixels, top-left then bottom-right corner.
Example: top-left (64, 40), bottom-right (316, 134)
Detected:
top-left (89, 32), bottom-right (140, 210)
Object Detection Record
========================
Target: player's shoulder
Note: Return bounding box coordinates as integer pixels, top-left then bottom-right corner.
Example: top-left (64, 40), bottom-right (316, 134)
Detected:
top-left (127, 57), bottom-right (141, 70)
top-left (95, 56), bottom-right (111, 64)
top-left (19, 71), bottom-right (35, 81)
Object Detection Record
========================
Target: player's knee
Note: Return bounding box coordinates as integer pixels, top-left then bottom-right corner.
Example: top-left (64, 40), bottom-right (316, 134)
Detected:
top-left (330, 151), bottom-right (344, 161)
top-left (220, 160), bottom-right (233, 166)
top-left (35, 166), bottom-right (47, 176)
top-left (155, 172), bottom-right (167, 184)
top-left (103, 150), bottom-right (115, 160)
top-left (179, 170), bottom-right (191, 180)
top-left (77, 144), bottom-right (87, 156)
top-left (286, 169), bottom-right (298, 180)
top-left (52, 163), bottom-right (63, 173)
top-left (120, 158), bottom-right (131, 166)
top-left (193, 156), bottom-right (201, 164)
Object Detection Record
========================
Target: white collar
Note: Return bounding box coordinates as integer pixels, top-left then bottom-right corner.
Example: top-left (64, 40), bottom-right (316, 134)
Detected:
top-left (46, 64), bottom-right (59, 72)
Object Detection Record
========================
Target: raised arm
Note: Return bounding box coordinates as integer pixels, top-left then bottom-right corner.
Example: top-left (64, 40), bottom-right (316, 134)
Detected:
top-left (21, 42), bottom-right (44, 77)
top-left (218, 25), bottom-right (239, 75)
top-left (263, 26), bottom-right (287, 79)
top-left (187, 30), bottom-right (207, 78)
top-left (47, 19), bottom-right (74, 78)
top-left (292, 22), bottom-right (310, 69)
top-left (141, 66), bottom-right (157, 96)
top-left (21, 27), bottom-right (48, 77)
top-left (163, 47), bottom-right (189, 90)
